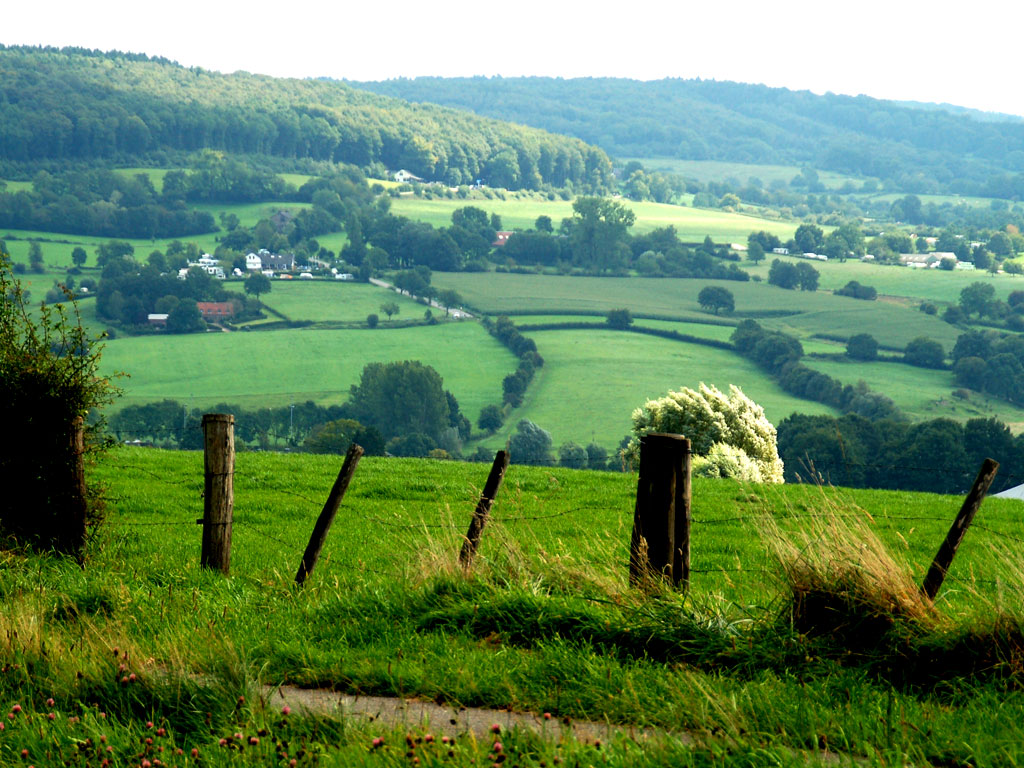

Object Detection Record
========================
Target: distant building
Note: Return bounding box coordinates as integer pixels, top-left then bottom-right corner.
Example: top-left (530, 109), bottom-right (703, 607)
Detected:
top-left (147, 313), bottom-right (168, 327)
top-left (260, 250), bottom-right (295, 271)
top-left (196, 302), bottom-right (236, 321)
top-left (772, 247), bottom-right (790, 255)
top-left (245, 253), bottom-right (263, 271)
top-left (394, 169), bottom-right (426, 183)
top-left (492, 231), bottom-right (514, 247)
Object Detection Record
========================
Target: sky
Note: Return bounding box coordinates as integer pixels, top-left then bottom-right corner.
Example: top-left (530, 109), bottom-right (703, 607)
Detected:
top-left (5, 0), bottom-right (1024, 117)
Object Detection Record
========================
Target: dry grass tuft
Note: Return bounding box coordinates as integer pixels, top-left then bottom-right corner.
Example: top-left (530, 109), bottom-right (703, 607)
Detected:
top-left (761, 488), bottom-right (936, 647)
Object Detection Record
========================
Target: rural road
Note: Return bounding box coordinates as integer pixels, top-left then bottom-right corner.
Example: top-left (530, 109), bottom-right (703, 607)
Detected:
top-left (369, 277), bottom-right (473, 318)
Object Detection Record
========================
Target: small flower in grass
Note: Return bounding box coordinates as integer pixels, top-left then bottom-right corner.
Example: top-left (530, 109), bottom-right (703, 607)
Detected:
top-left (46, 699), bottom-right (54, 707)
top-left (441, 736), bottom-right (450, 744)
top-left (99, 713), bottom-right (106, 719)
top-left (424, 734), bottom-right (434, 743)
top-left (249, 736), bottom-right (259, 746)
top-left (281, 705), bottom-right (291, 716)
top-left (141, 760), bottom-right (151, 768)
top-left (234, 732), bottom-right (243, 741)
top-left (156, 728), bottom-right (166, 737)
top-left (20, 749), bottom-right (28, 758)
top-left (128, 673), bottom-right (136, 683)
top-left (6, 713), bottom-right (12, 720)
top-left (493, 742), bottom-right (503, 753)
top-left (47, 713), bottom-right (55, 721)
top-left (147, 721), bottom-right (154, 729)
top-left (289, 760), bottom-right (297, 767)
top-left (219, 738), bottom-right (227, 747)
top-left (372, 737), bottom-right (384, 748)
top-left (543, 712), bottom-right (551, 720)
top-left (190, 748), bottom-right (199, 758)
top-left (490, 724), bottom-right (500, 734)
top-left (12, 705), bottom-right (21, 714)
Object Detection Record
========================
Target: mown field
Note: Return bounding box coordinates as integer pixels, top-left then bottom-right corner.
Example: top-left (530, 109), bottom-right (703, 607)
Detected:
top-left (222, 280), bottom-right (426, 324)
top-left (5, 448), bottom-right (1024, 766)
top-left (478, 329), bottom-right (836, 451)
top-left (430, 273), bottom-right (962, 350)
top-left (388, 195), bottom-right (798, 242)
top-left (98, 322), bottom-right (515, 417)
top-left (804, 356), bottom-right (1024, 430)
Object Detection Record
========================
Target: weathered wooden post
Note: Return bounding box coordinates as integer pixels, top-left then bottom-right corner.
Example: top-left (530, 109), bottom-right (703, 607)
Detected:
top-left (295, 443), bottom-right (364, 586)
top-left (921, 457), bottom-right (999, 601)
top-left (201, 414), bottom-right (235, 574)
top-left (64, 415), bottom-right (88, 558)
top-left (459, 450), bottom-right (510, 570)
top-left (629, 433), bottom-right (691, 588)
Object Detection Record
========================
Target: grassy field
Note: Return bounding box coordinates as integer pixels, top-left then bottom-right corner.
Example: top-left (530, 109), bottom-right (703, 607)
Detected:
top-left (744, 254), bottom-right (1024, 305)
top-left (804, 356), bottom-right (1024, 430)
top-left (626, 158), bottom-right (868, 190)
top-left (224, 280), bottom-right (427, 324)
top-left (477, 329), bottom-right (836, 451)
top-left (5, 448), bottom-right (1024, 765)
top-left (191, 201), bottom-right (313, 229)
top-left (99, 323), bottom-right (516, 418)
top-left (389, 195), bottom-right (798, 242)
top-left (431, 273), bottom-right (962, 350)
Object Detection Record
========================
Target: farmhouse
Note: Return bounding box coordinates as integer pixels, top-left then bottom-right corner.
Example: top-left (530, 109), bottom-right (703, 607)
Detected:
top-left (393, 169), bottom-right (425, 183)
top-left (147, 313), bottom-right (168, 327)
top-left (492, 231), bottom-right (514, 247)
top-left (196, 302), bottom-right (236, 321)
top-left (245, 253), bottom-right (262, 271)
top-left (259, 250), bottom-right (295, 271)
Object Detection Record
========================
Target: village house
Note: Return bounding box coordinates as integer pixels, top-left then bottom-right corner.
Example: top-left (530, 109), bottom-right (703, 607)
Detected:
top-left (259, 249), bottom-right (295, 271)
top-left (196, 301), bottom-right (236, 322)
top-left (245, 252), bottom-right (262, 271)
top-left (492, 231), bottom-right (514, 247)
top-left (393, 169), bottom-right (425, 183)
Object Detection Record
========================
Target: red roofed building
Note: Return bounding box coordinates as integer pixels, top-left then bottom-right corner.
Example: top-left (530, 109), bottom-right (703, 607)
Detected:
top-left (492, 231), bottom-right (514, 247)
top-left (196, 302), bottom-right (236, 321)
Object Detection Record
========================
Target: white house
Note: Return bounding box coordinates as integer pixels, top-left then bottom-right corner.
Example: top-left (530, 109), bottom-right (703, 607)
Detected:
top-left (245, 253), bottom-right (263, 271)
top-left (394, 169), bottom-right (425, 183)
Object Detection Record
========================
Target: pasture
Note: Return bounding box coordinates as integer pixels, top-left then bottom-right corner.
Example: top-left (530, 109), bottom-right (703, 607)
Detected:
top-left (98, 322), bottom-right (515, 418)
top-left (389, 195), bottom-right (799, 241)
top-left (430, 273), bottom-right (962, 350)
top-left (627, 158), bottom-right (867, 190)
top-left (804, 356), bottom-right (1024, 429)
top-left (224, 279), bottom-right (426, 324)
top-left (477, 329), bottom-right (837, 451)
top-left (5, 448), bottom-right (1024, 765)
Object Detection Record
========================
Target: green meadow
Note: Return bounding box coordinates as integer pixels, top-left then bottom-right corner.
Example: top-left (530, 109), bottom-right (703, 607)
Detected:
top-left (478, 329), bottom-right (837, 450)
top-left (627, 158), bottom-right (868, 189)
top-left (7, 448), bottom-right (1024, 765)
top-left (224, 280), bottom-right (426, 324)
top-left (99, 322), bottom-right (515, 417)
top-left (389, 195), bottom-right (798, 241)
top-left (430, 273), bottom-right (961, 350)
top-left (804, 356), bottom-right (1024, 430)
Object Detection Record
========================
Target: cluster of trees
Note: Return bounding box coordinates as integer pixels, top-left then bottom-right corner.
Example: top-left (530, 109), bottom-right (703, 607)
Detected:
top-left (0, 167), bottom-right (215, 239)
top-left (95, 248), bottom-right (261, 332)
top-left (0, 47), bottom-right (613, 193)
top-left (834, 280), bottom-right (877, 300)
top-left (500, 419), bottom-right (614, 470)
top-left (778, 413), bottom-right (1024, 495)
top-left (943, 282), bottom-right (1024, 331)
top-left (731, 320), bottom-right (902, 420)
top-left (502, 206), bottom-right (749, 280)
top-left (951, 329), bottom-right (1024, 404)
top-left (360, 76), bottom-right (1024, 198)
top-left (767, 259), bottom-right (819, 291)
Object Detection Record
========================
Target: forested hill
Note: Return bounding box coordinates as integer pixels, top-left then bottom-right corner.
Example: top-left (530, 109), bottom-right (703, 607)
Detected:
top-left (353, 76), bottom-right (1024, 197)
top-left (0, 47), bottom-right (613, 192)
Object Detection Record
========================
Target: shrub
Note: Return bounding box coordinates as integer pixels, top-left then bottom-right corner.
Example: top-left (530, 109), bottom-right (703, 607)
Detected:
top-left (0, 257), bottom-right (118, 554)
top-left (627, 383), bottom-right (783, 483)
top-left (846, 333), bottom-right (879, 361)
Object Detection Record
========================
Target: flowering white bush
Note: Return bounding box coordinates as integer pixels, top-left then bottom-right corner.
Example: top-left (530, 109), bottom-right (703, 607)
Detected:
top-left (626, 383), bottom-right (784, 483)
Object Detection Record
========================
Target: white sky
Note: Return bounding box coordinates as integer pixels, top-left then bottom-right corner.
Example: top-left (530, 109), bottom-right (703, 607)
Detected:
top-left (5, 0), bottom-right (1024, 117)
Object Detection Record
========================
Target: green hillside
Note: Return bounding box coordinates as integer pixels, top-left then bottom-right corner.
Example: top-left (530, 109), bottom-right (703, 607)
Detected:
top-left (0, 46), bottom-right (613, 192)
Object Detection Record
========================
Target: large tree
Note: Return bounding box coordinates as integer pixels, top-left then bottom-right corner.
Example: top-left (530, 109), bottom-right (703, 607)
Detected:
top-left (697, 286), bottom-right (735, 314)
top-left (568, 196), bottom-right (635, 273)
top-left (244, 272), bottom-right (272, 301)
top-left (346, 360), bottom-right (450, 442)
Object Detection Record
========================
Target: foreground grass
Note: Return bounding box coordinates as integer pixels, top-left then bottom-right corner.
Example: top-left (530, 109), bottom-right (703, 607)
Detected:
top-left (5, 450), bottom-right (1024, 764)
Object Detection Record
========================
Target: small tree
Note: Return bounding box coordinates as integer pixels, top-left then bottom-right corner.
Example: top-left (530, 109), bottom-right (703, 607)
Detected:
top-left (509, 419), bottom-right (553, 466)
top-left (477, 404), bottom-right (504, 433)
top-left (606, 308), bottom-right (633, 329)
top-left (28, 241), bottom-right (44, 273)
top-left (558, 441), bottom-right (588, 469)
top-left (366, 313), bottom-right (379, 328)
top-left (697, 286), bottom-right (735, 315)
top-left (846, 333), bottom-right (879, 361)
top-left (71, 247), bottom-right (88, 268)
top-left (905, 337), bottom-right (945, 369)
top-left (245, 272), bottom-right (272, 302)
top-left (436, 288), bottom-right (462, 316)
top-left (380, 301), bottom-right (400, 322)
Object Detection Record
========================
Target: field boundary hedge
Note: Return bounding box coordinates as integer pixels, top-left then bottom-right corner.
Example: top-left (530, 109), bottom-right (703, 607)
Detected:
top-left (515, 321), bottom-right (734, 351)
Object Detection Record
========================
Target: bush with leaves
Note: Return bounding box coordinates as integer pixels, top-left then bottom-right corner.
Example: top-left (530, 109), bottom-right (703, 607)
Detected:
top-left (0, 258), bottom-right (118, 554)
top-left (626, 383), bottom-right (783, 483)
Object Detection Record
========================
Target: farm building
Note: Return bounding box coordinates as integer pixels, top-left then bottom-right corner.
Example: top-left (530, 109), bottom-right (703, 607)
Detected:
top-left (196, 302), bottom-right (236, 321)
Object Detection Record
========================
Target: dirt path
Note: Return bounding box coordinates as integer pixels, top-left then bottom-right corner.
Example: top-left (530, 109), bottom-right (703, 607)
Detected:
top-left (263, 685), bottom-right (663, 744)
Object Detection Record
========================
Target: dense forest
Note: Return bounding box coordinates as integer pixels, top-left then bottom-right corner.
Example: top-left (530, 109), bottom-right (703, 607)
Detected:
top-left (0, 47), bottom-right (614, 193)
top-left (354, 76), bottom-right (1024, 197)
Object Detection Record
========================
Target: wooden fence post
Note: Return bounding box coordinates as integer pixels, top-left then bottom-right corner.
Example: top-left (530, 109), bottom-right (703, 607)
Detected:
top-left (629, 433), bottom-right (691, 588)
top-left (921, 457), bottom-right (999, 601)
top-left (201, 414), bottom-right (235, 574)
top-left (65, 415), bottom-right (88, 558)
top-left (295, 443), bottom-right (364, 586)
top-left (459, 450), bottom-right (510, 570)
